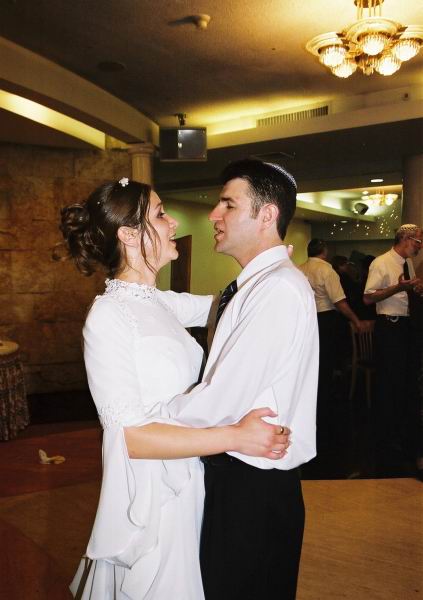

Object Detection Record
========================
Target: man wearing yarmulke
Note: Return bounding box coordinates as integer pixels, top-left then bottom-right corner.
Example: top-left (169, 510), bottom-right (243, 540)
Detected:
top-left (169, 159), bottom-right (319, 600)
top-left (364, 224), bottom-right (423, 477)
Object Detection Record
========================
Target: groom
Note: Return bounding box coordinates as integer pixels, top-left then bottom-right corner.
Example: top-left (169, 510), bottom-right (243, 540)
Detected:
top-left (168, 159), bottom-right (318, 600)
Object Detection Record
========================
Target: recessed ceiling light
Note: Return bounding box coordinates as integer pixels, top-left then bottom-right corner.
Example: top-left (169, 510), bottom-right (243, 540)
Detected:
top-left (341, 220), bottom-right (348, 223)
top-left (370, 178), bottom-right (384, 183)
top-left (362, 190), bottom-right (369, 195)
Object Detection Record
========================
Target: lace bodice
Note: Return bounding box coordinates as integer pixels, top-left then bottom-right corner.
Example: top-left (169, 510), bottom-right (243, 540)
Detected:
top-left (84, 282), bottom-right (212, 429)
top-left (103, 278), bottom-right (157, 301)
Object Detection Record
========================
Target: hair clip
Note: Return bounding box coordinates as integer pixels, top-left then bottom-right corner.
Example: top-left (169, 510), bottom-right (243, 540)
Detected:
top-left (119, 177), bottom-right (129, 187)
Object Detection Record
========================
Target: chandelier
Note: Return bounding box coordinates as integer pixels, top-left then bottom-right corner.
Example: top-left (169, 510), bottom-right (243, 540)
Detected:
top-left (365, 191), bottom-right (398, 206)
top-left (306, 0), bottom-right (423, 78)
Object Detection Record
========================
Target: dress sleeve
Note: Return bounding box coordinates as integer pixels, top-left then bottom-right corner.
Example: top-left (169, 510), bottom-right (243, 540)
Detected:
top-left (157, 290), bottom-right (214, 327)
top-left (84, 299), bottom-right (148, 428)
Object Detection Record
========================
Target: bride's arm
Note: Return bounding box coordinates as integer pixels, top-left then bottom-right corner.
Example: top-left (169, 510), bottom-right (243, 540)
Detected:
top-left (84, 298), bottom-right (290, 462)
top-left (124, 408), bottom-right (290, 460)
top-left (157, 290), bottom-right (215, 327)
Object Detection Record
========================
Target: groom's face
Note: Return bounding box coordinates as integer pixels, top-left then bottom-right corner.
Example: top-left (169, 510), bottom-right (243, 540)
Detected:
top-left (209, 177), bottom-right (262, 267)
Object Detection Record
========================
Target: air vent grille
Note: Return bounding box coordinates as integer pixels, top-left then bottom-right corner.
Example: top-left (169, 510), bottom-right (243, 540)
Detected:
top-left (257, 105), bottom-right (329, 127)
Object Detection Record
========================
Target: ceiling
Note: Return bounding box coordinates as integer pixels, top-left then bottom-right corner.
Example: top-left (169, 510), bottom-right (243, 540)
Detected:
top-left (0, 0), bottom-right (422, 128)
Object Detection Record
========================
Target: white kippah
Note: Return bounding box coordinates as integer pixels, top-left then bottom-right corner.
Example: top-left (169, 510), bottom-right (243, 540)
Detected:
top-left (397, 223), bottom-right (420, 235)
top-left (264, 162), bottom-right (297, 190)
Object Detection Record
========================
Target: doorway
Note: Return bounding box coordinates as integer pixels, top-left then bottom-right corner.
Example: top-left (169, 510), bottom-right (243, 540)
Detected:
top-left (170, 235), bottom-right (192, 292)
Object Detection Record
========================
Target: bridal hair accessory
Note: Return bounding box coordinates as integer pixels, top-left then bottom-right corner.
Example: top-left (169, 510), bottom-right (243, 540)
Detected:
top-left (264, 162), bottom-right (297, 190)
top-left (119, 177), bottom-right (129, 187)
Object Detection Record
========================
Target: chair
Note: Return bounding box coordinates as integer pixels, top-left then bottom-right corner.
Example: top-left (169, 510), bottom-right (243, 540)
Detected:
top-left (348, 321), bottom-right (376, 407)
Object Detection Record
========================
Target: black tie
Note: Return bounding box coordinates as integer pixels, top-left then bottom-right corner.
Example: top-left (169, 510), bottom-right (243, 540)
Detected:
top-left (403, 260), bottom-right (410, 280)
top-left (215, 279), bottom-right (238, 327)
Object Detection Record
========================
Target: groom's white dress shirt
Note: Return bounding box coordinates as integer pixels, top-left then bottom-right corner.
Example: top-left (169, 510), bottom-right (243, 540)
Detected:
top-left (168, 245), bottom-right (319, 470)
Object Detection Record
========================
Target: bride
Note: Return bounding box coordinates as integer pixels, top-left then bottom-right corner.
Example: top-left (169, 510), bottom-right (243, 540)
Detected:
top-left (59, 178), bottom-right (290, 600)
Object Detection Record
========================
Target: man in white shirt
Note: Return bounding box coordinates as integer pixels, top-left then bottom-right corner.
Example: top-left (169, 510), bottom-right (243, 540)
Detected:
top-left (168, 159), bottom-right (318, 600)
top-left (299, 239), bottom-right (363, 448)
top-left (364, 224), bottom-right (422, 474)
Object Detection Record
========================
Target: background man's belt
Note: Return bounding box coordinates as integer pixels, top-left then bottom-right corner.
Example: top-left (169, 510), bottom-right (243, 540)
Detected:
top-left (377, 314), bottom-right (409, 322)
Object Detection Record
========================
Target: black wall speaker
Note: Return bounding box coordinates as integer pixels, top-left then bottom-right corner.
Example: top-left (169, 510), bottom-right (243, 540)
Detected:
top-left (159, 128), bottom-right (207, 161)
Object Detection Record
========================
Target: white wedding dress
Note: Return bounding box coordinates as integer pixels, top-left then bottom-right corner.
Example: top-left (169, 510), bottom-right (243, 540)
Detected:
top-left (70, 279), bottom-right (212, 600)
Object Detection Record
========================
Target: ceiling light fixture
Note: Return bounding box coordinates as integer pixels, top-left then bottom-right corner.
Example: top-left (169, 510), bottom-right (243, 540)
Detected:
top-left (353, 202), bottom-right (369, 215)
top-left (366, 191), bottom-right (398, 206)
top-left (306, 0), bottom-right (423, 78)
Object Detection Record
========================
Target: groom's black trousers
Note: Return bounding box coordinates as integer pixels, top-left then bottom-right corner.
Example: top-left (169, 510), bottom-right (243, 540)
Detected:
top-left (200, 454), bottom-right (304, 600)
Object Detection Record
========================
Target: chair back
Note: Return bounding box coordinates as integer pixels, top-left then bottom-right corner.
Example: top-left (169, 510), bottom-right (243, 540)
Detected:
top-left (350, 321), bottom-right (375, 363)
top-left (348, 321), bottom-right (375, 404)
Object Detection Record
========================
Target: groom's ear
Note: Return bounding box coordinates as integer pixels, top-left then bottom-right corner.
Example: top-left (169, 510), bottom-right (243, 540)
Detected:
top-left (117, 226), bottom-right (139, 247)
top-left (259, 203), bottom-right (279, 230)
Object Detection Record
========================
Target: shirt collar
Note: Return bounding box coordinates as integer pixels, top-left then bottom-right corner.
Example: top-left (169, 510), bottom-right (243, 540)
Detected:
top-left (308, 257), bottom-right (327, 264)
top-left (238, 245), bottom-right (289, 286)
top-left (389, 247), bottom-right (406, 264)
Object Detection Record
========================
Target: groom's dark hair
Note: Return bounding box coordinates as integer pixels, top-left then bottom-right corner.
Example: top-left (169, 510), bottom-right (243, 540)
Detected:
top-left (220, 159), bottom-right (297, 240)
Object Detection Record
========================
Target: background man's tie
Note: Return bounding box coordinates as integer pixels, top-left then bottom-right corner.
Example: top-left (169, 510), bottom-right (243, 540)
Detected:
top-left (215, 279), bottom-right (238, 327)
top-left (403, 260), bottom-right (410, 281)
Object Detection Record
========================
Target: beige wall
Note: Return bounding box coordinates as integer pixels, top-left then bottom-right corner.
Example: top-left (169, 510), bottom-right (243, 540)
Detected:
top-left (285, 219), bottom-right (311, 266)
top-left (0, 143), bottom-right (131, 394)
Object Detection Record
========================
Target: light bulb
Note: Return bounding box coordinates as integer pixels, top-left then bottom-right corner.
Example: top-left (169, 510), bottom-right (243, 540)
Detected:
top-left (319, 45), bottom-right (346, 67)
top-left (359, 33), bottom-right (387, 56)
top-left (331, 59), bottom-right (357, 78)
top-left (392, 38), bottom-right (421, 62)
top-left (376, 54), bottom-right (401, 76)
top-left (384, 194), bottom-right (398, 206)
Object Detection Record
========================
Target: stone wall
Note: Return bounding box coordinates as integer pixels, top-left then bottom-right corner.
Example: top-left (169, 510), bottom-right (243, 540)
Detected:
top-left (0, 143), bottom-right (131, 393)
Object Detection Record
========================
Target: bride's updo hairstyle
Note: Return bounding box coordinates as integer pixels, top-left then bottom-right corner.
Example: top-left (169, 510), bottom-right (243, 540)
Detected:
top-left (58, 180), bottom-right (157, 277)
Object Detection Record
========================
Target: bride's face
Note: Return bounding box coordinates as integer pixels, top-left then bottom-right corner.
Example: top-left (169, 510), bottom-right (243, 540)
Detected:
top-left (144, 191), bottom-right (179, 269)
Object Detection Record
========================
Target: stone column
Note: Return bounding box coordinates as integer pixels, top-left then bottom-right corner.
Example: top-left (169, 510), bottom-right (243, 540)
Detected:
top-left (127, 142), bottom-right (155, 185)
top-left (402, 154), bottom-right (423, 277)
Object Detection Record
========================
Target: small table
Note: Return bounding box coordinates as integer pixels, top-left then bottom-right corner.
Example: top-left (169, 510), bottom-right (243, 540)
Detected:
top-left (0, 341), bottom-right (29, 441)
